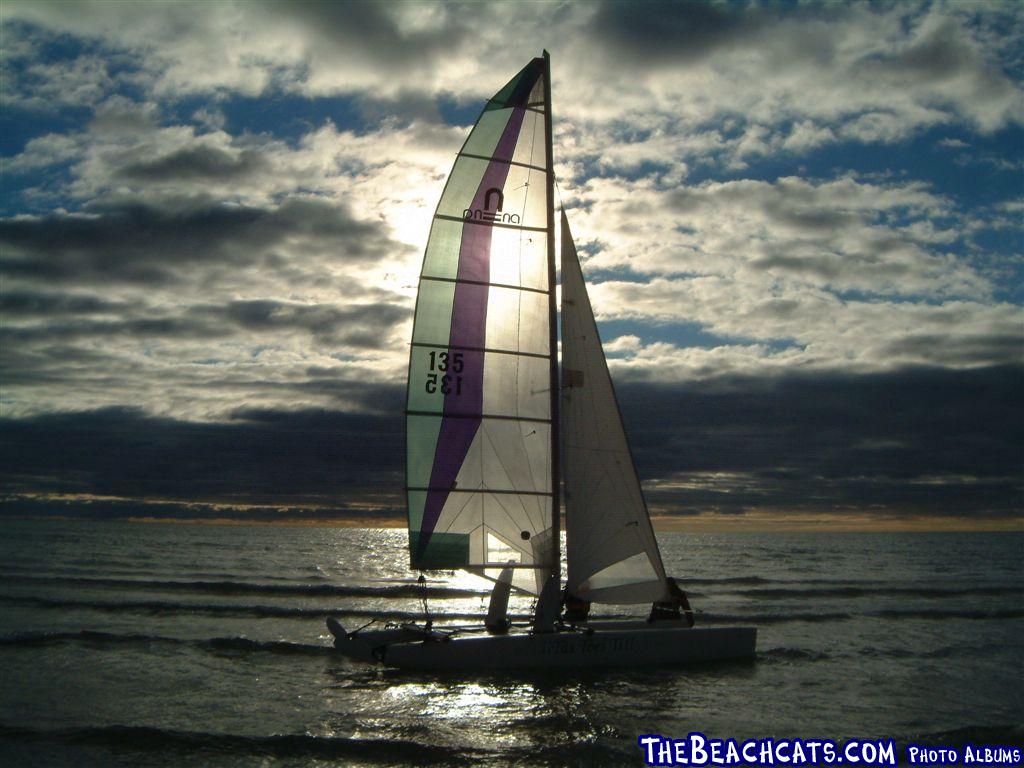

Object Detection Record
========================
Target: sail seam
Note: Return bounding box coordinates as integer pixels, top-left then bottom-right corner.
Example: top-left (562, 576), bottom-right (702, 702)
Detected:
top-left (486, 104), bottom-right (545, 116)
top-left (406, 410), bottom-right (551, 424)
top-left (457, 151), bottom-right (546, 173)
top-left (420, 274), bottom-right (549, 296)
top-left (434, 213), bottom-right (547, 233)
top-left (410, 342), bottom-right (550, 360)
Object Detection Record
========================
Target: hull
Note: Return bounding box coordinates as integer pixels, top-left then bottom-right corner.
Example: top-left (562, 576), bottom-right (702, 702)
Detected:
top-left (328, 618), bottom-right (756, 670)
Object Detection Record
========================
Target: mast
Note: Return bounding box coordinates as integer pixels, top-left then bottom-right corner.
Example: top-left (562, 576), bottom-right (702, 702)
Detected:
top-left (543, 49), bottom-right (561, 584)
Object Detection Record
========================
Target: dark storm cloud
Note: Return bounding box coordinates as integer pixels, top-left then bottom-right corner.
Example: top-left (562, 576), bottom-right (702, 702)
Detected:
top-left (0, 402), bottom-right (404, 509)
top-left (0, 344), bottom-right (120, 388)
top-left (618, 364), bottom-right (1024, 517)
top-left (0, 289), bottom-right (138, 316)
top-left (0, 198), bottom-right (394, 286)
top-left (1, 299), bottom-right (408, 348)
top-left (588, 0), bottom-right (758, 64)
top-left (762, 206), bottom-right (861, 234)
top-left (748, 252), bottom-right (916, 283)
top-left (221, 299), bottom-right (408, 347)
top-left (748, 254), bottom-right (845, 281)
top-left (2, 316), bottom-right (228, 344)
top-left (271, 1), bottom-right (470, 70)
top-left (118, 145), bottom-right (269, 182)
top-left (877, 334), bottom-right (1023, 367)
top-left (861, 19), bottom-right (983, 84)
top-left (1, 366), bottom-right (1019, 520)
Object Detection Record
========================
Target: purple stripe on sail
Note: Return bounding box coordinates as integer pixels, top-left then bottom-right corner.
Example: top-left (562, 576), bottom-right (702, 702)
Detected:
top-left (417, 105), bottom-right (530, 559)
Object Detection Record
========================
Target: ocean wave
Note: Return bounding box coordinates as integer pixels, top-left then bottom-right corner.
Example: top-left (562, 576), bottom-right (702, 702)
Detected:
top-left (0, 594), bottom-right (525, 622)
top-left (0, 573), bottom-right (486, 599)
top-left (0, 630), bottom-right (338, 656)
top-left (732, 585), bottom-right (1024, 599)
top-left (871, 607), bottom-right (1024, 621)
top-left (5, 593), bottom-right (1017, 629)
top-left (857, 645), bottom-right (980, 660)
top-left (903, 724), bottom-right (1024, 747)
top-left (702, 607), bottom-right (1024, 624)
top-left (759, 647), bottom-right (831, 662)
top-left (701, 611), bottom-right (854, 625)
top-left (0, 723), bottom-right (483, 763)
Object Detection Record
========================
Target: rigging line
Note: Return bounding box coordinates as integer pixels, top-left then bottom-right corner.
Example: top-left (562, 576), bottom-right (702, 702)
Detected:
top-left (542, 49), bottom-right (559, 583)
top-left (554, 176), bottom-right (567, 213)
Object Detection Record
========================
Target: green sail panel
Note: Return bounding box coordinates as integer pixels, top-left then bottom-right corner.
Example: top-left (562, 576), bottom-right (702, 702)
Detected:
top-left (406, 57), bottom-right (553, 595)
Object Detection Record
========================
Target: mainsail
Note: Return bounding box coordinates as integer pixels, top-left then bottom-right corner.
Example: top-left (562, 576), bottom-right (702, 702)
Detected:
top-left (560, 212), bottom-right (670, 604)
top-left (406, 57), bottom-right (555, 594)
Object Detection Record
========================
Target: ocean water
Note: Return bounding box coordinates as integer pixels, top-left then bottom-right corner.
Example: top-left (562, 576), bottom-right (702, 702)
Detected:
top-left (0, 520), bottom-right (1021, 767)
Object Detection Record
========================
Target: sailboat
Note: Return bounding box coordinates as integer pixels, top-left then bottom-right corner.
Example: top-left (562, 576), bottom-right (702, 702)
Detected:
top-left (326, 52), bottom-right (756, 669)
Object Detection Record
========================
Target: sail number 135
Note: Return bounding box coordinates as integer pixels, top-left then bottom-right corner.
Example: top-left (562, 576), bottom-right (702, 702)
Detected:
top-left (426, 351), bottom-right (464, 395)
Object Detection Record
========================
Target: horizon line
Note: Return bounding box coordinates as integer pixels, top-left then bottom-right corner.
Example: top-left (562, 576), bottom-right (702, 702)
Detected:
top-left (3, 513), bottom-right (1022, 534)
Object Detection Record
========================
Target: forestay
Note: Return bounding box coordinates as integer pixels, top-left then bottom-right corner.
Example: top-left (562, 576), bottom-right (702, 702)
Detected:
top-left (406, 58), bottom-right (553, 594)
top-left (560, 212), bottom-right (670, 604)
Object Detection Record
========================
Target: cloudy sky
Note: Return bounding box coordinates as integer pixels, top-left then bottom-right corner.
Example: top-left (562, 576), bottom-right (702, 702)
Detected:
top-left (1, 1), bottom-right (1021, 528)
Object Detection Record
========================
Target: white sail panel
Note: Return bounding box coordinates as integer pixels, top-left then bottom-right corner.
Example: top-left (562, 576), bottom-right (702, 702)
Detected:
top-left (560, 211), bottom-right (669, 604)
top-left (480, 353), bottom-right (550, 419)
top-left (423, 222), bottom-right (547, 291)
top-left (484, 286), bottom-right (549, 355)
top-left (510, 108), bottom-right (547, 169)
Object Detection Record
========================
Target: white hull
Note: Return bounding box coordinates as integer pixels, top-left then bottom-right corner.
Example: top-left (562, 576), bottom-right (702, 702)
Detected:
top-left (327, 618), bottom-right (756, 670)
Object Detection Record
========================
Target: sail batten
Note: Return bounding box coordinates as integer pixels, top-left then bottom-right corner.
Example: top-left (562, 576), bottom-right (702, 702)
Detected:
top-left (457, 152), bottom-right (548, 172)
top-left (407, 487), bottom-right (552, 499)
top-left (406, 410), bottom-right (552, 424)
top-left (406, 57), bottom-right (553, 595)
top-left (410, 347), bottom-right (550, 362)
top-left (419, 275), bottom-right (551, 296)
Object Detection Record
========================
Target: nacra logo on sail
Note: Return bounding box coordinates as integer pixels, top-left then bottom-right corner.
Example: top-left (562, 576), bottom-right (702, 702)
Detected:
top-left (464, 187), bottom-right (520, 224)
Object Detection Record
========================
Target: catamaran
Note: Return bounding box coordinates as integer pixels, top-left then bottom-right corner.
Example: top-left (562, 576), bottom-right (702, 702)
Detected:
top-left (326, 52), bottom-right (756, 669)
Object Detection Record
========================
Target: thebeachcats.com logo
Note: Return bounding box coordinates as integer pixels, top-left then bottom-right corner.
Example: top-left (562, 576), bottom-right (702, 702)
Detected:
top-left (637, 732), bottom-right (1023, 766)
